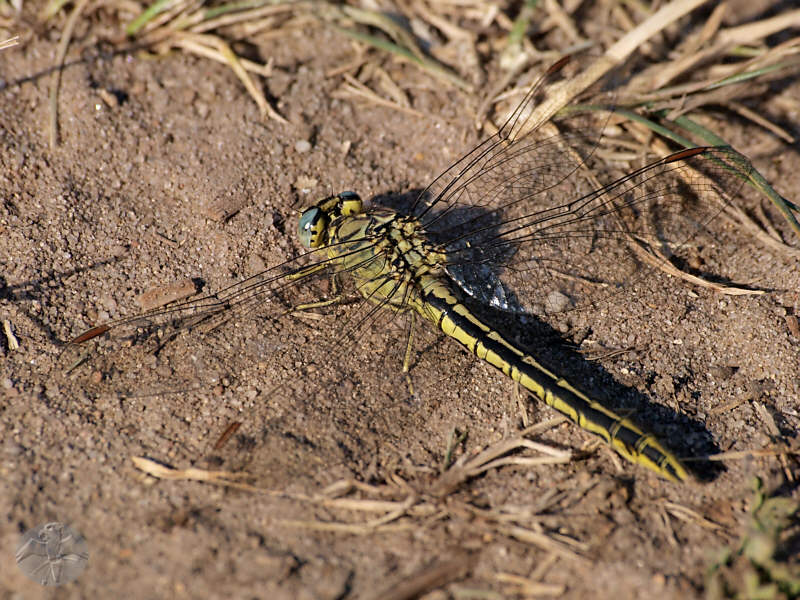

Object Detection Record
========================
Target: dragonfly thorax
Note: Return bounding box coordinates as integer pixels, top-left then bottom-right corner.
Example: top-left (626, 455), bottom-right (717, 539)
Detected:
top-left (322, 206), bottom-right (448, 312)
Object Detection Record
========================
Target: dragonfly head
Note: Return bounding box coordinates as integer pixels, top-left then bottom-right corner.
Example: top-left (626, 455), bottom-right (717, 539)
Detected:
top-left (298, 191), bottom-right (363, 248)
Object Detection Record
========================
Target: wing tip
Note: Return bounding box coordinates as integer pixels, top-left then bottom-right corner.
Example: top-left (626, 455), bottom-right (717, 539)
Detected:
top-left (69, 324), bottom-right (111, 345)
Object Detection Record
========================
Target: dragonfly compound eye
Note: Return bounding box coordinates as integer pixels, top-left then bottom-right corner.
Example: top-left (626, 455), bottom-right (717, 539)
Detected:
top-left (337, 191), bottom-right (363, 216)
top-left (298, 206), bottom-right (328, 248)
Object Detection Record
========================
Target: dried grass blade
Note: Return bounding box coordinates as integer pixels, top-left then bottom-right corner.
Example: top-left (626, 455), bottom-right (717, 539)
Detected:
top-left (170, 32), bottom-right (285, 121)
top-left (316, 5), bottom-right (471, 91)
top-left (48, 0), bottom-right (90, 149)
top-left (519, 0), bottom-right (711, 134)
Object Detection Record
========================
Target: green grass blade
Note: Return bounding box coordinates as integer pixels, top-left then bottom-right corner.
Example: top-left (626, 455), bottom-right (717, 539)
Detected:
top-left (126, 0), bottom-right (175, 36)
top-left (703, 61), bottom-right (798, 91)
top-left (569, 104), bottom-right (800, 239)
top-left (667, 112), bottom-right (800, 237)
top-left (329, 24), bottom-right (472, 92)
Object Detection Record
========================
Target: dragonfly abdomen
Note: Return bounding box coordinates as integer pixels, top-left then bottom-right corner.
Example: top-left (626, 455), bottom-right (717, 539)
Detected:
top-left (419, 279), bottom-right (689, 482)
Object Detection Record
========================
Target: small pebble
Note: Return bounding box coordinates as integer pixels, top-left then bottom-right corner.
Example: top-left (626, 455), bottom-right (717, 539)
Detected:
top-left (544, 290), bottom-right (571, 314)
top-left (194, 101), bottom-right (209, 119)
top-left (709, 365), bottom-right (736, 381)
top-left (294, 139), bottom-right (312, 153)
top-left (294, 175), bottom-right (318, 193)
top-left (4, 442), bottom-right (22, 456)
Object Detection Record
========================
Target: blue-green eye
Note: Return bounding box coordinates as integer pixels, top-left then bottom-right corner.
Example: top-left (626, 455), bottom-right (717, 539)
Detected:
top-left (298, 207), bottom-right (326, 248)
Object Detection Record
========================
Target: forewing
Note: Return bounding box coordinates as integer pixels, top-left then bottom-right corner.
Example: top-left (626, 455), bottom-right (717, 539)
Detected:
top-left (442, 145), bottom-right (754, 314)
top-left (61, 246), bottom-right (349, 397)
top-left (410, 56), bottom-right (610, 234)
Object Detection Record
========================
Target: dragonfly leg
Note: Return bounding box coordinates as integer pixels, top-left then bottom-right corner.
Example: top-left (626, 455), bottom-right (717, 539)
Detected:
top-left (402, 310), bottom-right (416, 373)
top-left (403, 311), bottom-right (418, 399)
top-left (289, 296), bottom-right (344, 313)
top-left (285, 273), bottom-right (345, 314)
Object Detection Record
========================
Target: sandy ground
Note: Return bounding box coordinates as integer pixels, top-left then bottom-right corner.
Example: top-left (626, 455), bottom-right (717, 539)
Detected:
top-left (1, 7), bottom-right (799, 600)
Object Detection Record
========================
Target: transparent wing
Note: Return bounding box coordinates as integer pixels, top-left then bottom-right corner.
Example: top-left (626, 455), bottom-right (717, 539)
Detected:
top-left (59, 228), bottom-right (459, 479)
top-left (59, 233), bottom-right (457, 483)
top-left (62, 243), bottom-right (375, 397)
top-left (438, 144), bottom-right (753, 314)
top-left (402, 58), bottom-right (754, 315)
top-left (410, 56), bottom-right (608, 231)
top-left (60, 223), bottom-right (444, 415)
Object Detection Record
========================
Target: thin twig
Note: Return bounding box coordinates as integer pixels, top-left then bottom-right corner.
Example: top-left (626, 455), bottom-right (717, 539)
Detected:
top-left (49, 0), bottom-right (90, 149)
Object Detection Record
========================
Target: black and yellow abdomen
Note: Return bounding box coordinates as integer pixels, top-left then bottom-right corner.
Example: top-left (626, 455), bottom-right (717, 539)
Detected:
top-left (417, 277), bottom-right (689, 482)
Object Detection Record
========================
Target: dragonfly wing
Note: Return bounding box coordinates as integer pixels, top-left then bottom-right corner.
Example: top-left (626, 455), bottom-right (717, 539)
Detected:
top-left (61, 246), bottom-right (348, 397)
top-left (442, 144), bottom-right (754, 314)
top-left (411, 57), bottom-right (611, 229)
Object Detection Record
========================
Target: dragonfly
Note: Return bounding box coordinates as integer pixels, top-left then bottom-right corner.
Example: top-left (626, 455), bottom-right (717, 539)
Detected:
top-left (67, 57), bottom-right (755, 483)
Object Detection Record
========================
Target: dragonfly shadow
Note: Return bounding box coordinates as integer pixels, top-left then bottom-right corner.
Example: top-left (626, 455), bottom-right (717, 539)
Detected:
top-left (467, 297), bottom-right (725, 482)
